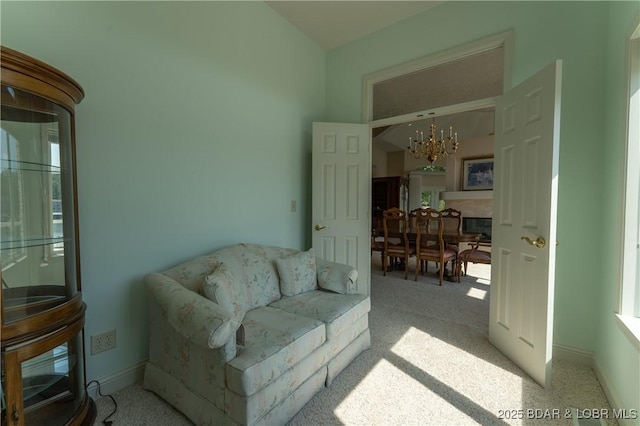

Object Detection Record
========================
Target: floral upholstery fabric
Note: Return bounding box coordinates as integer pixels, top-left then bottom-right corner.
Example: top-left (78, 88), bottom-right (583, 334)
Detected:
top-left (326, 329), bottom-right (371, 386)
top-left (164, 243), bottom-right (297, 306)
top-left (225, 364), bottom-right (327, 425)
top-left (225, 306), bottom-right (325, 396)
top-left (146, 307), bottom-right (228, 410)
top-left (269, 290), bottom-right (370, 340)
top-left (226, 244), bottom-right (286, 309)
top-left (316, 257), bottom-right (358, 294)
top-left (144, 363), bottom-right (231, 426)
top-left (146, 272), bottom-right (241, 349)
top-left (275, 248), bottom-right (318, 296)
top-left (144, 243), bottom-right (371, 426)
top-left (202, 262), bottom-right (248, 320)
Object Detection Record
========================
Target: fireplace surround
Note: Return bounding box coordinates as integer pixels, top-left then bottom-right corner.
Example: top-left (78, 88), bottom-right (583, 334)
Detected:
top-left (462, 217), bottom-right (492, 242)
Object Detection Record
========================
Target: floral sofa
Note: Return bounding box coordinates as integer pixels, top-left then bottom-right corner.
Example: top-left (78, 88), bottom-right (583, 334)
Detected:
top-left (143, 243), bottom-right (371, 425)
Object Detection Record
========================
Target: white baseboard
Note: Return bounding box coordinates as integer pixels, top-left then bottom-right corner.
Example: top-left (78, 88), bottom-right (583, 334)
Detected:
top-left (553, 343), bottom-right (593, 366)
top-left (552, 345), bottom-right (638, 426)
top-left (592, 357), bottom-right (639, 426)
top-left (87, 360), bottom-right (146, 400)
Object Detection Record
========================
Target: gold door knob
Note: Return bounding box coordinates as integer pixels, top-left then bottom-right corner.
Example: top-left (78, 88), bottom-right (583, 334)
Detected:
top-left (314, 224), bottom-right (327, 231)
top-left (521, 236), bottom-right (546, 248)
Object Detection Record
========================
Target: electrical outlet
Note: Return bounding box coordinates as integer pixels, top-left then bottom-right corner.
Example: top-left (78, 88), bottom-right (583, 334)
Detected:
top-left (91, 329), bottom-right (116, 355)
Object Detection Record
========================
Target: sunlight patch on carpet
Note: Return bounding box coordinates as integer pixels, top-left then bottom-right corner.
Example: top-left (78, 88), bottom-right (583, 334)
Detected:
top-left (331, 358), bottom-right (480, 424)
top-left (385, 325), bottom-right (528, 416)
top-left (466, 287), bottom-right (487, 300)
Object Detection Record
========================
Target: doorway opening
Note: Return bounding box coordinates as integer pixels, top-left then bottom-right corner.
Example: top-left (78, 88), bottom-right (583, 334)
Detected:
top-left (366, 33), bottom-right (506, 333)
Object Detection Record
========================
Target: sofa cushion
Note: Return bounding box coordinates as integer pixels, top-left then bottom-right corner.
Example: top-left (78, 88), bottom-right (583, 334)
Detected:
top-left (269, 290), bottom-right (370, 341)
top-left (225, 306), bottom-right (325, 396)
top-left (202, 262), bottom-right (247, 320)
top-left (222, 244), bottom-right (284, 310)
top-left (275, 248), bottom-right (318, 296)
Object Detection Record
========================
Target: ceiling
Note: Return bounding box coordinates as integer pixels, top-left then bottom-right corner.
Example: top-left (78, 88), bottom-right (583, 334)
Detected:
top-left (374, 109), bottom-right (495, 153)
top-left (265, 1), bottom-right (442, 51)
top-left (266, 1), bottom-right (496, 153)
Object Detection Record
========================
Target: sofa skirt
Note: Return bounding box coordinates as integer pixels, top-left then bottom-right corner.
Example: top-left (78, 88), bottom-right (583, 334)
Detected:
top-left (327, 328), bottom-right (371, 386)
top-left (144, 362), bottom-right (234, 425)
top-left (145, 360), bottom-right (327, 426)
top-left (252, 367), bottom-right (327, 426)
top-left (145, 327), bottom-right (371, 426)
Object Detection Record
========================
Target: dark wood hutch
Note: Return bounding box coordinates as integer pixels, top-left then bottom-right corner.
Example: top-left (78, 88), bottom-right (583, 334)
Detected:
top-left (371, 176), bottom-right (409, 230)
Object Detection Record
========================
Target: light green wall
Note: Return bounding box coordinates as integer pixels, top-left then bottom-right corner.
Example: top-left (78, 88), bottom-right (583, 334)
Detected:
top-left (325, 0), bottom-right (638, 412)
top-left (1, 1), bottom-right (325, 381)
top-left (2, 0), bottom-right (637, 411)
top-left (599, 2), bottom-right (640, 415)
top-left (327, 0), bottom-right (607, 348)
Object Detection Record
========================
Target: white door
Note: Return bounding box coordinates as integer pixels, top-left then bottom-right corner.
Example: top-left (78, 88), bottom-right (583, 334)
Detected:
top-left (489, 60), bottom-right (562, 388)
top-left (312, 122), bottom-right (371, 295)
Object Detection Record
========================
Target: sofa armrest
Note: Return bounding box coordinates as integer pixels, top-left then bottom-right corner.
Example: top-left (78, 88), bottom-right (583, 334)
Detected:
top-left (315, 258), bottom-right (358, 294)
top-left (145, 272), bottom-right (241, 349)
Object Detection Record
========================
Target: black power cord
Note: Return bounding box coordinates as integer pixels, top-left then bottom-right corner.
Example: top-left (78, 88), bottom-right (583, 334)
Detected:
top-left (86, 380), bottom-right (117, 425)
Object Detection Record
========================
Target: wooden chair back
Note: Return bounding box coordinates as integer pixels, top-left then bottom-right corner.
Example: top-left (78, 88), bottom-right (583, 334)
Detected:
top-left (412, 208), bottom-right (458, 285)
top-left (413, 208), bottom-right (443, 249)
top-left (382, 207), bottom-right (414, 279)
top-left (440, 208), bottom-right (462, 235)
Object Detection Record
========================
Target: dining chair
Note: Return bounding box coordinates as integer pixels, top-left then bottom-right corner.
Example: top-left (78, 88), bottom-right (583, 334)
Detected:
top-left (382, 207), bottom-right (415, 279)
top-left (371, 228), bottom-right (385, 267)
top-left (413, 208), bottom-right (458, 285)
top-left (441, 207), bottom-right (463, 274)
top-left (458, 241), bottom-right (492, 276)
top-left (441, 208), bottom-right (462, 249)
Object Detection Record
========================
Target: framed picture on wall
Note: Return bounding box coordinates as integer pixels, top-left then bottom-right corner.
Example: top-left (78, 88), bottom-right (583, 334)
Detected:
top-left (462, 157), bottom-right (494, 190)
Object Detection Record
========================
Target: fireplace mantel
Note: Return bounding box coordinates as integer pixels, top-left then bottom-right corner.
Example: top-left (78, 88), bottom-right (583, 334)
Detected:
top-left (440, 190), bottom-right (493, 200)
top-left (441, 191), bottom-right (493, 237)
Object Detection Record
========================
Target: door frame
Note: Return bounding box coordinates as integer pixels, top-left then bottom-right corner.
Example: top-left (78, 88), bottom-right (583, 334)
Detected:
top-left (363, 30), bottom-right (513, 275)
top-left (362, 31), bottom-right (561, 387)
top-left (364, 30), bottom-right (512, 236)
top-left (362, 30), bottom-right (514, 124)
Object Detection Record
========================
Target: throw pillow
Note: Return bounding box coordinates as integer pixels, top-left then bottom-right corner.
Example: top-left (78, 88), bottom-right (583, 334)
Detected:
top-left (202, 263), bottom-right (246, 320)
top-left (316, 257), bottom-right (358, 294)
top-left (276, 248), bottom-right (318, 296)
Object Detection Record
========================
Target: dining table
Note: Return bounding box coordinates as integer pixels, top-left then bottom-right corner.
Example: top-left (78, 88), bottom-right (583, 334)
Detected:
top-left (375, 229), bottom-right (482, 281)
top-left (376, 229), bottom-right (481, 245)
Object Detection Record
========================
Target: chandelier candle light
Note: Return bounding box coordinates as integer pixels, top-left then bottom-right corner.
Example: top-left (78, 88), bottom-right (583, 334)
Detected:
top-left (408, 118), bottom-right (459, 163)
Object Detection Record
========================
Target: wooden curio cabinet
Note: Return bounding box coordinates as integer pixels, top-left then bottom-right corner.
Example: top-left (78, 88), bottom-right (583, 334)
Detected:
top-left (371, 176), bottom-right (409, 230)
top-left (0, 46), bottom-right (95, 425)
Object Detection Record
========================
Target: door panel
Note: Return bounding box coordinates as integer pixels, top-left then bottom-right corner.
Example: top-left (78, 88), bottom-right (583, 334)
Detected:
top-left (490, 60), bottom-right (562, 388)
top-left (312, 122), bottom-right (371, 295)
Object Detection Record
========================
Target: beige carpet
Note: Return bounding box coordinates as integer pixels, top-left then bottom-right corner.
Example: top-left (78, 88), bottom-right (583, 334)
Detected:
top-left (95, 258), bottom-right (614, 425)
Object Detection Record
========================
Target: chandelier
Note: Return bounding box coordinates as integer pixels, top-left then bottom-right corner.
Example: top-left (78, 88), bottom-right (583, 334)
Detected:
top-left (407, 118), bottom-right (459, 163)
